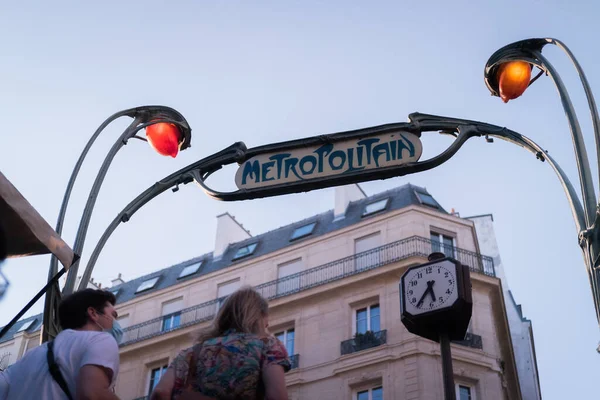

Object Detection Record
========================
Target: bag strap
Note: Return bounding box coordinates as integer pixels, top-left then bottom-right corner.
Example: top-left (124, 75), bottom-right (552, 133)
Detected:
top-left (47, 341), bottom-right (74, 400)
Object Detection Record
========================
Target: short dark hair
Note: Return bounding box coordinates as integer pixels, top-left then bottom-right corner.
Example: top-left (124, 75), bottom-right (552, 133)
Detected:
top-left (58, 289), bottom-right (116, 330)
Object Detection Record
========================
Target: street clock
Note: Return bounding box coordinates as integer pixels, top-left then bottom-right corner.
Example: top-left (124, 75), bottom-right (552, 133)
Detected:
top-left (400, 255), bottom-right (472, 342)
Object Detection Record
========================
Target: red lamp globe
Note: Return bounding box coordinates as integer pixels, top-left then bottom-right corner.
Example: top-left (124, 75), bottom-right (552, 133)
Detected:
top-left (497, 61), bottom-right (532, 103)
top-left (145, 122), bottom-right (183, 158)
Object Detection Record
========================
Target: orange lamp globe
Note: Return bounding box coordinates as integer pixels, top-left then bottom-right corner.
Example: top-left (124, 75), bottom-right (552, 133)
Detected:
top-left (145, 122), bottom-right (183, 158)
top-left (497, 61), bottom-right (532, 103)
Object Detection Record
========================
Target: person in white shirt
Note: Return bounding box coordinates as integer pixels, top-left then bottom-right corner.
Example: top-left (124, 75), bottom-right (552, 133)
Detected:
top-left (0, 288), bottom-right (123, 399)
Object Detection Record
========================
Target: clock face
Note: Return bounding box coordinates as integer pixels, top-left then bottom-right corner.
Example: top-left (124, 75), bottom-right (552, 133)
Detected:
top-left (402, 260), bottom-right (459, 316)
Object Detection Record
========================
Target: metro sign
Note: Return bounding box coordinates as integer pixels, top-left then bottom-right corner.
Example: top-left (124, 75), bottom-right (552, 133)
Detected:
top-left (235, 131), bottom-right (423, 190)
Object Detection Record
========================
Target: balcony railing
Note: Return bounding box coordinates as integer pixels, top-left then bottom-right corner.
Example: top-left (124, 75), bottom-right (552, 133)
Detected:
top-left (121, 300), bottom-right (219, 345)
top-left (341, 330), bottom-right (387, 355)
top-left (289, 353), bottom-right (300, 369)
top-left (453, 332), bottom-right (483, 349)
top-left (121, 236), bottom-right (494, 346)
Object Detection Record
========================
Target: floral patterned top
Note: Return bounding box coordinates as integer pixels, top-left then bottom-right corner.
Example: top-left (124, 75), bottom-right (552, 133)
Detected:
top-left (169, 329), bottom-right (291, 399)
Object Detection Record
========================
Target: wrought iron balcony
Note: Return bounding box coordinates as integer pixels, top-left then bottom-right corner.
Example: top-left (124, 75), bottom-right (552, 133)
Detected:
top-left (121, 236), bottom-right (494, 346)
top-left (453, 332), bottom-right (483, 349)
top-left (341, 330), bottom-right (387, 355)
top-left (289, 353), bottom-right (300, 369)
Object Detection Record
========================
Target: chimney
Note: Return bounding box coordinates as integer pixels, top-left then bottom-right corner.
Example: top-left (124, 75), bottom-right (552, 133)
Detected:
top-left (334, 184), bottom-right (366, 220)
top-left (214, 212), bottom-right (252, 259)
top-left (111, 273), bottom-right (125, 287)
top-left (75, 276), bottom-right (100, 290)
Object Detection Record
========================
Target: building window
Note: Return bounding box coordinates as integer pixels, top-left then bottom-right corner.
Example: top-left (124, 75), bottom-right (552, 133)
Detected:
top-left (274, 328), bottom-right (295, 356)
top-left (290, 222), bottom-right (316, 241)
top-left (362, 198), bottom-right (389, 217)
top-left (415, 191), bottom-right (438, 208)
top-left (135, 276), bottom-right (159, 294)
top-left (430, 231), bottom-right (455, 258)
top-left (162, 313), bottom-right (181, 331)
top-left (148, 365), bottom-right (168, 394)
top-left (277, 259), bottom-right (303, 295)
top-left (178, 261), bottom-right (202, 279)
top-left (457, 384), bottom-right (474, 400)
top-left (232, 243), bottom-right (258, 261)
top-left (357, 386), bottom-right (383, 400)
top-left (354, 232), bottom-right (382, 271)
top-left (16, 319), bottom-right (35, 333)
top-left (355, 304), bottom-right (380, 334)
top-left (217, 279), bottom-right (241, 306)
top-left (161, 298), bottom-right (184, 332)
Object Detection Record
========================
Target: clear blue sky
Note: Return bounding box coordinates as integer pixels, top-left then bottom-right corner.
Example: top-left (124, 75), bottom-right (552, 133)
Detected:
top-left (1, 1), bottom-right (599, 398)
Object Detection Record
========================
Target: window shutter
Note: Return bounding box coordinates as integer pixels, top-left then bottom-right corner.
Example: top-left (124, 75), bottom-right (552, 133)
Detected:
top-left (278, 259), bottom-right (303, 278)
top-left (162, 298), bottom-right (184, 316)
top-left (217, 279), bottom-right (241, 298)
top-left (354, 232), bottom-right (382, 254)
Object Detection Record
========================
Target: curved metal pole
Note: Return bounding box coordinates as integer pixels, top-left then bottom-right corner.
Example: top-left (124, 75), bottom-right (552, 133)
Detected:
top-left (515, 135), bottom-right (585, 232)
top-left (548, 38), bottom-right (600, 191)
top-left (61, 116), bottom-right (189, 296)
top-left (39, 108), bottom-right (191, 342)
top-left (546, 39), bottom-right (600, 318)
top-left (61, 116), bottom-right (143, 295)
top-left (46, 110), bottom-right (134, 278)
top-left (484, 38), bottom-right (600, 332)
top-left (488, 125), bottom-right (599, 321)
top-left (81, 114), bottom-right (588, 300)
top-left (43, 108), bottom-right (138, 341)
top-left (81, 175), bottom-right (195, 286)
top-left (533, 50), bottom-right (597, 229)
top-left (195, 125), bottom-right (483, 202)
top-left (78, 142), bottom-right (247, 290)
top-left (46, 105), bottom-right (192, 284)
top-left (534, 50), bottom-right (600, 323)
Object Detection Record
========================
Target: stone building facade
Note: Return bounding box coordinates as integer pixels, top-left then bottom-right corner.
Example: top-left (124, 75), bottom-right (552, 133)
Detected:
top-left (0, 184), bottom-right (541, 400)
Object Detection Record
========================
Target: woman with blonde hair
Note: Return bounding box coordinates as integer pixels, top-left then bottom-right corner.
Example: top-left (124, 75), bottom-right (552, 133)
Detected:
top-left (150, 286), bottom-right (290, 400)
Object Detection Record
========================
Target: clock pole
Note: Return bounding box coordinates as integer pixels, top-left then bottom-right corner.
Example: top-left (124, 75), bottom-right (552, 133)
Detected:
top-left (400, 252), bottom-right (472, 400)
top-left (440, 331), bottom-right (456, 400)
top-left (430, 252), bottom-right (457, 400)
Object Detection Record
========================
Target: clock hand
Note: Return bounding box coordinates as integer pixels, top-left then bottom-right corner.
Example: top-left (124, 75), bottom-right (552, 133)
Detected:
top-left (416, 287), bottom-right (429, 308)
top-left (416, 281), bottom-right (434, 308)
top-left (429, 281), bottom-right (437, 302)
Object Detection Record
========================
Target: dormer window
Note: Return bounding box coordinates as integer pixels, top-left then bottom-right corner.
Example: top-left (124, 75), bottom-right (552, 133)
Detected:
top-left (17, 319), bottom-right (35, 333)
top-left (362, 198), bottom-right (389, 217)
top-left (415, 191), bottom-right (438, 208)
top-left (178, 261), bottom-right (203, 279)
top-left (135, 277), bottom-right (159, 294)
top-left (232, 243), bottom-right (258, 261)
top-left (290, 222), bottom-right (316, 241)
